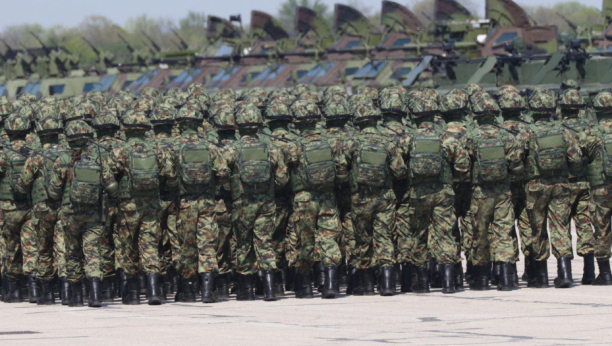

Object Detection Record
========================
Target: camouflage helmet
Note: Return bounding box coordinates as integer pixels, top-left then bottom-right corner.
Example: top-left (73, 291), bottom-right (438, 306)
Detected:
top-left (323, 100), bottom-right (351, 120)
top-left (35, 115), bottom-right (63, 135)
top-left (175, 105), bottom-right (203, 124)
top-left (265, 101), bottom-right (293, 121)
top-left (559, 89), bottom-right (586, 111)
top-left (92, 112), bottom-right (121, 130)
top-left (592, 91), bottom-right (612, 114)
top-left (379, 86), bottom-right (407, 103)
top-left (471, 92), bottom-right (500, 116)
top-left (528, 89), bottom-right (556, 114)
top-left (235, 104), bottom-right (263, 129)
top-left (35, 104), bottom-right (59, 123)
top-left (440, 93), bottom-right (468, 116)
top-left (353, 102), bottom-right (381, 124)
top-left (209, 99), bottom-right (235, 116)
top-left (122, 110), bottom-right (152, 130)
top-left (245, 87), bottom-right (267, 99)
top-left (40, 95), bottom-right (57, 105)
top-left (11, 99), bottom-right (28, 110)
top-left (79, 99), bottom-right (99, 120)
top-left (187, 91), bottom-right (211, 109)
top-left (495, 85), bottom-right (520, 101)
top-left (361, 87), bottom-right (379, 103)
top-left (244, 95), bottom-right (266, 110)
top-left (211, 108), bottom-right (237, 130)
top-left (291, 83), bottom-right (311, 96)
top-left (379, 91), bottom-right (407, 116)
top-left (0, 96), bottom-right (14, 118)
top-left (446, 88), bottom-right (469, 103)
top-left (498, 91), bottom-right (526, 112)
top-left (267, 88), bottom-right (290, 101)
top-left (409, 97), bottom-right (440, 118)
top-left (291, 99), bottom-right (321, 122)
top-left (215, 89), bottom-right (236, 101)
top-left (4, 113), bottom-right (31, 134)
top-left (65, 120), bottom-right (94, 141)
top-left (17, 93), bottom-right (36, 103)
top-left (16, 105), bottom-right (34, 123)
top-left (150, 103), bottom-right (176, 126)
top-left (131, 97), bottom-right (155, 115)
top-left (465, 84), bottom-right (484, 97)
top-left (141, 87), bottom-right (161, 101)
top-left (86, 91), bottom-right (106, 105)
top-left (187, 83), bottom-right (205, 96)
top-left (348, 94), bottom-right (372, 115)
top-left (561, 79), bottom-right (580, 91)
top-left (298, 90), bottom-right (322, 105)
top-left (108, 97), bottom-right (130, 116)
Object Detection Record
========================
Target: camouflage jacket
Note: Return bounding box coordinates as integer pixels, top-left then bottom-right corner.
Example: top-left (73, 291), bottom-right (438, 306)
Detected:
top-left (149, 132), bottom-right (179, 196)
top-left (561, 115), bottom-right (592, 178)
top-left (578, 119), bottom-right (612, 187)
top-left (445, 118), bottom-right (472, 183)
top-left (262, 126), bottom-right (299, 193)
top-left (502, 115), bottom-right (533, 183)
top-left (0, 139), bottom-right (30, 206)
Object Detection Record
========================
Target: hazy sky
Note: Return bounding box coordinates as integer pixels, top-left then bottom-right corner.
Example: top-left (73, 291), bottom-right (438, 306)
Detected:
top-left (1, 0), bottom-right (604, 30)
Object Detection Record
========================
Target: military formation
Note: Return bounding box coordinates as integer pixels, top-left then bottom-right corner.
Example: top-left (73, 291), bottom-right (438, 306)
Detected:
top-left (1, 80), bottom-right (611, 308)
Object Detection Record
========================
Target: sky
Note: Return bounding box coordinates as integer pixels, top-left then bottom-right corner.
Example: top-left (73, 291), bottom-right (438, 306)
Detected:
top-left (0, 0), bottom-right (604, 30)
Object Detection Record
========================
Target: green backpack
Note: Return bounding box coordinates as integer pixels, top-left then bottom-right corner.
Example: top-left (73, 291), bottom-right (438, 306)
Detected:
top-left (70, 158), bottom-right (102, 205)
top-left (237, 141), bottom-right (271, 193)
top-left (179, 141), bottom-right (212, 193)
top-left (352, 139), bottom-right (389, 188)
top-left (531, 125), bottom-right (568, 175)
top-left (475, 132), bottom-right (508, 183)
top-left (128, 143), bottom-right (159, 197)
top-left (0, 150), bottom-right (27, 201)
top-left (410, 131), bottom-right (443, 179)
top-left (300, 139), bottom-right (336, 189)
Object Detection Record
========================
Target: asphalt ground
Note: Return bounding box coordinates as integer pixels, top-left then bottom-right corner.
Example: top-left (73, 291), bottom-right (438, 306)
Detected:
top-left (1, 230), bottom-right (612, 345)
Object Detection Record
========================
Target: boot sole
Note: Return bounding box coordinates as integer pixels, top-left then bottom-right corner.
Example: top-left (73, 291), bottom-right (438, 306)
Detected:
top-left (469, 286), bottom-right (490, 291)
top-left (37, 301), bottom-right (55, 305)
top-left (581, 278), bottom-right (595, 285)
top-left (497, 287), bottom-right (512, 291)
top-left (442, 289), bottom-right (456, 294)
top-left (88, 302), bottom-right (102, 308)
top-left (148, 299), bottom-right (162, 305)
top-left (527, 284), bottom-right (549, 288)
top-left (554, 281), bottom-right (572, 289)
top-left (413, 290), bottom-right (430, 294)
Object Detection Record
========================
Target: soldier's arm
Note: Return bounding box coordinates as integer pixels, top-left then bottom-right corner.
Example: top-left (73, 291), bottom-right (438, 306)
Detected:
top-left (109, 146), bottom-right (126, 176)
top-left (506, 134), bottom-right (524, 177)
top-left (220, 146), bottom-right (235, 191)
top-left (14, 155), bottom-right (41, 194)
top-left (48, 157), bottom-right (67, 201)
top-left (565, 130), bottom-right (584, 170)
top-left (102, 159), bottom-right (118, 197)
top-left (271, 146), bottom-right (288, 189)
top-left (443, 135), bottom-right (470, 175)
top-left (211, 146), bottom-right (230, 188)
top-left (388, 141), bottom-right (407, 180)
top-left (0, 152), bottom-right (7, 177)
top-left (332, 142), bottom-right (348, 184)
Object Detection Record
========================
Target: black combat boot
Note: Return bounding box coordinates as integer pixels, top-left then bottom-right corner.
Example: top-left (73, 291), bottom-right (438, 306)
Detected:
top-left (162, 272), bottom-right (173, 296)
top-left (60, 277), bottom-right (71, 305)
top-left (138, 272), bottom-right (147, 295)
top-left (322, 266), bottom-right (338, 299)
top-left (429, 258), bottom-right (443, 288)
top-left (122, 276), bottom-right (141, 305)
top-left (442, 264), bottom-right (455, 294)
top-left (284, 267), bottom-right (294, 292)
top-left (216, 273), bottom-right (230, 300)
top-left (255, 270), bottom-right (264, 296)
top-left (554, 257), bottom-right (573, 288)
top-left (4, 278), bottom-right (24, 303)
top-left (294, 271), bottom-right (314, 299)
top-left (117, 269), bottom-right (127, 299)
top-left (81, 278), bottom-right (89, 303)
top-left (1, 275), bottom-right (7, 300)
top-left (101, 277), bottom-right (114, 302)
top-left (177, 276), bottom-right (196, 302)
top-left (379, 266), bottom-right (395, 296)
top-left (593, 259), bottom-right (612, 286)
top-left (274, 271), bottom-right (285, 297)
top-left (465, 261), bottom-right (474, 282)
top-left (522, 256), bottom-right (531, 282)
top-left (200, 273), bottom-right (216, 303)
top-left (313, 262), bottom-right (325, 293)
top-left (469, 265), bottom-right (489, 290)
top-left (27, 274), bottom-right (40, 304)
top-left (400, 263), bottom-right (412, 293)
top-left (147, 273), bottom-right (162, 305)
top-left (88, 278), bottom-right (102, 307)
top-left (497, 263), bottom-right (513, 291)
top-left (413, 265), bottom-right (430, 294)
top-left (69, 281), bottom-right (83, 307)
top-left (346, 266), bottom-right (359, 295)
top-left (582, 253), bottom-right (596, 285)
top-left (339, 263), bottom-right (348, 286)
top-left (491, 262), bottom-right (502, 286)
top-left (38, 280), bottom-right (55, 305)
top-left (355, 268), bottom-right (375, 296)
top-left (454, 262), bottom-right (464, 289)
top-left (511, 263), bottom-right (519, 287)
top-left (262, 270), bottom-right (277, 302)
top-left (236, 274), bottom-right (255, 301)
top-left (528, 260), bottom-right (549, 288)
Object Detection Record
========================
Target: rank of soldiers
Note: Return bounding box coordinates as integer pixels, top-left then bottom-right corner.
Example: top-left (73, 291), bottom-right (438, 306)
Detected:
top-left (1, 80), bottom-right (611, 308)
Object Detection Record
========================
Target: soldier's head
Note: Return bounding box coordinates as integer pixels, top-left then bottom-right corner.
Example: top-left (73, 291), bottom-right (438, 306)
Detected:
top-left (121, 110), bottom-right (151, 138)
top-left (348, 94), bottom-right (373, 115)
top-left (528, 89), bottom-right (556, 120)
top-left (498, 91), bottom-right (525, 119)
top-left (17, 93), bottom-right (37, 103)
top-left (150, 103), bottom-right (176, 135)
top-left (592, 91), bottom-right (612, 121)
top-left (5, 113), bottom-right (31, 140)
top-left (440, 92), bottom-right (469, 122)
top-left (465, 84), bottom-right (483, 99)
top-left (92, 112), bottom-right (121, 138)
top-left (235, 104), bottom-right (263, 135)
top-left (141, 87), bottom-right (161, 103)
top-left (187, 83), bottom-right (205, 97)
top-left (471, 91), bottom-right (500, 123)
top-left (35, 103), bottom-right (59, 124)
top-left (211, 108), bottom-right (236, 136)
top-left (0, 96), bottom-right (14, 126)
top-left (323, 86), bottom-right (347, 102)
top-left (353, 102), bottom-right (381, 129)
top-left (65, 120), bottom-right (94, 150)
top-left (265, 101), bottom-right (293, 128)
top-left (558, 89), bottom-right (585, 119)
top-left (379, 91), bottom-right (407, 119)
top-left (409, 97), bottom-right (440, 124)
top-left (214, 89), bottom-right (236, 102)
top-left (291, 99), bottom-right (321, 130)
top-left (561, 79), bottom-right (580, 91)
top-left (322, 99), bottom-right (351, 127)
top-left (130, 97), bottom-right (155, 117)
top-left (35, 115), bottom-right (63, 144)
top-left (495, 85), bottom-right (519, 102)
top-left (175, 106), bottom-right (203, 134)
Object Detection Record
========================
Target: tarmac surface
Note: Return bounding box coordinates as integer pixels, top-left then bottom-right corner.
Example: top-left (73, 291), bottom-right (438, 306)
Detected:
top-left (2, 230), bottom-right (612, 345)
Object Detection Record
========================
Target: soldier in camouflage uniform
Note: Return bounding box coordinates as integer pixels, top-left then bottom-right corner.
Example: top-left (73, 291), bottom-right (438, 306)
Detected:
top-left (170, 106), bottom-right (228, 304)
top-left (397, 98), bottom-right (470, 294)
top-left (91, 113), bottom-right (124, 301)
top-left (558, 89), bottom-right (596, 285)
top-left (14, 116), bottom-right (69, 304)
top-left (225, 105), bottom-right (288, 301)
top-left (289, 100), bottom-right (347, 299)
top-left (345, 103), bottom-right (407, 296)
top-left (110, 111), bottom-right (173, 305)
top-left (464, 92), bottom-right (524, 291)
top-left (48, 120), bottom-right (118, 307)
top-left (1, 114), bottom-right (35, 303)
top-left (524, 90), bottom-right (583, 289)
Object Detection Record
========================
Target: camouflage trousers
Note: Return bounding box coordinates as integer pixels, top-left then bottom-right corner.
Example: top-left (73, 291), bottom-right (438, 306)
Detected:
top-left (525, 177), bottom-right (572, 261)
top-left (215, 195), bottom-right (233, 275)
top-left (454, 182), bottom-right (473, 263)
top-left (591, 184), bottom-right (612, 261)
top-left (469, 184), bottom-right (516, 266)
top-left (232, 194), bottom-right (277, 275)
top-left (0, 201), bottom-right (30, 280)
top-left (272, 194), bottom-right (291, 271)
top-left (59, 204), bottom-right (104, 283)
top-left (511, 181), bottom-right (530, 258)
top-left (53, 218), bottom-right (67, 278)
top-left (100, 203), bottom-right (118, 278)
top-left (116, 197), bottom-right (161, 277)
top-left (396, 183), bottom-right (457, 266)
top-left (158, 196), bottom-right (177, 275)
top-left (291, 190), bottom-right (342, 274)
top-left (21, 213), bottom-right (37, 277)
top-left (21, 201), bottom-right (59, 281)
top-left (351, 188), bottom-right (397, 269)
top-left (336, 184), bottom-right (355, 265)
top-left (569, 179), bottom-right (594, 256)
top-left (175, 195), bottom-right (218, 278)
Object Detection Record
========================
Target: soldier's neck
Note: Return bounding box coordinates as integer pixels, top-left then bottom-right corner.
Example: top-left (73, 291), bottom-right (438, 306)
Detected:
top-left (326, 120), bottom-right (348, 129)
top-left (478, 116), bottom-right (496, 126)
top-left (125, 133), bottom-right (145, 141)
top-left (268, 121), bottom-right (289, 132)
top-left (218, 131), bottom-right (235, 141)
top-left (532, 115), bottom-right (551, 123)
top-left (383, 114), bottom-right (403, 124)
top-left (181, 128), bottom-right (197, 136)
top-left (40, 137), bottom-right (59, 146)
top-left (563, 111), bottom-right (579, 120)
top-left (415, 115), bottom-right (435, 127)
top-left (298, 123), bottom-right (317, 133)
top-left (503, 111), bottom-right (521, 121)
top-left (154, 128), bottom-right (172, 137)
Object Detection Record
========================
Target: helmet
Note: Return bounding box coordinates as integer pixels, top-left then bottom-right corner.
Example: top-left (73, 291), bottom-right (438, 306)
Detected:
top-left (108, 97), bottom-right (130, 116)
top-left (141, 87), bottom-right (160, 101)
top-left (291, 99), bottom-right (321, 122)
top-left (291, 83), bottom-right (311, 96)
top-left (131, 97), bottom-right (155, 115)
top-left (323, 86), bottom-right (347, 101)
top-left (16, 105), bottom-right (34, 123)
top-left (188, 84), bottom-right (205, 96)
top-left (244, 87), bottom-right (267, 99)
top-left (244, 95), bottom-right (266, 109)
top-left (92, 112), bottom-right (121, 130)
top-left (35, 116), bottom-right (63, 135)
top-left (498, 91), bottom-right (525, 112)
top-left (17, 93), bottom-right (36, 103)
top-left (323, 100), bottom-right (351, 120)
top-left (561, 79), bottom-right (580, 91)
top-left (471, 92), bottom-right (500, 116)
top-left (528, 89), bottom-right (556, 114)
top-left (65, 120), bottom-right (94, 140)
top-left (409, 98), bottom-right (440, 118)
top-left (379, 86), bottom-right (407, 103)
top-left (495, 85), bottom-right (520, 101)
top-left (298, 90), bottom-right (321, 104)
top-left (86, 91), bottom-right (106, 105)
top-left (559, 89), bottom-right (585, 110)
top-left (235, 104), bottom-right (263, 129)
top-left (4, 113), bottom-right (31, 134)
top-left (214, 89), bottom-right (236, 102)
top-left (265, 101), bottom-right (293, 121)
top-left (175, 106), bottom-right (203, 124)
top-left (0, 96), bottom-right (14, 117)
top-left (360, 87), bottom-right (379, 103)
top-left (209, 100), bottom-right (234, 116)
top-left (592, 91), bottom-right (612, 114)
top-left (353, 102), bottom-right (381, 123)
top-left (36, 104), bottom-right (59, 123)
top-left (440, 93), bottom-right (468, 115)
top-left (379, 91), bottom-right (406, 115)
top-left (465, 84), bottom-right (484, 97)
top-left (211, 108), bottom-right (236, 130)
top-left (79, 99), bottom-right (99, 120)
top-left (445, 89), bottom-right (469, 103)
top-left (150, 103), bottom-right (176, 126)
top-left (122, 110), bottom-right (152, 130)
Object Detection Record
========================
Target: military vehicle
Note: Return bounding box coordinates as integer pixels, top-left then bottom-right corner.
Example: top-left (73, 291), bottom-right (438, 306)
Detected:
top-left (0, 0), bottom-right (611, 99)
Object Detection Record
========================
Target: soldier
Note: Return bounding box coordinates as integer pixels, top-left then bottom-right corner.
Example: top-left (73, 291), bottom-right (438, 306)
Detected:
top-left (524, 90), bottom-right (582, 289)
top-left (558, 89), bottom-right (596, 285)
top-left (345, 103), bottom-right (407, 296)
top-left (225, 105), bottom-right (288, 301)
top-left (48, 120), bottom-right (118, 307)
top-left (1, 114), bottom-right (34, 303)
top-left (464, 92), bottom-right (524, 291)
top-left (171, 106), bottom-right (228, 304)
top-left (14, 116), bottom-right (69, 304)
top-left (289, 100), bottom-right (347, 299)
top-left (397, 98), bottom-right (470, 294)
top-left (110, 110), bottom-right (173, 305)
